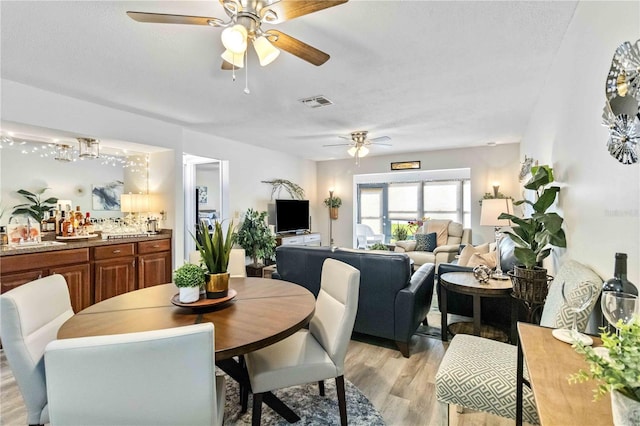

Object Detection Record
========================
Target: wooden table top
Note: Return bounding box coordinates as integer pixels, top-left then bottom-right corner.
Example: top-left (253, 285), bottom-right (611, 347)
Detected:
top-left (518, 322), bottom-right (612, 425)
top-left (439, 271), bottom-right (513, 296)
top-left (58, 277), bottom-right (316, 361)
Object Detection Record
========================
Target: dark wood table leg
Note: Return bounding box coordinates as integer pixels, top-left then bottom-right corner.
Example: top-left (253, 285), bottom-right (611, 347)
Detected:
top-left (472, 295), bottom-right (481, 336)
top-left (516, 328), bottom-right (524, 426)
top-left (511, 297), bottom-right (519, 344)
top-left (217, 358), bottom-right (301, 423)
top-left (441, 285), bottom-right (448, 341)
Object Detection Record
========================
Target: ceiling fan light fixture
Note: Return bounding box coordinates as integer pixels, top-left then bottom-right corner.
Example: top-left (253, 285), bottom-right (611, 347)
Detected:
top-left (221, 24), bottom-right (248, 54)
top-left (359, 146), bottom-right (370, 157)
top-left (221, 49), bottom-right (244, 68)
top-left (253, 36), bottom-right (280, 66)
top-left (347, 146), bottom-right (357, 157)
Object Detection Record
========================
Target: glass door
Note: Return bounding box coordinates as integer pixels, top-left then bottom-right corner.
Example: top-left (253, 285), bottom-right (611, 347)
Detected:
top-left (357, 185), bottom-right (387, 242)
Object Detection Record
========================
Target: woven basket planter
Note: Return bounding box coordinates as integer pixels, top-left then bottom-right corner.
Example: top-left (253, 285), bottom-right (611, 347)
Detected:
top-left (509, 265), bottom-right (553, 306)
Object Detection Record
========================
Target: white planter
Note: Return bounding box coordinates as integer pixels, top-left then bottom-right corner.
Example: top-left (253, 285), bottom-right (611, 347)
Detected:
top-left (611, 391), bottom-right (640, 426)
top-left (179, 286), bottom-right (200, 303)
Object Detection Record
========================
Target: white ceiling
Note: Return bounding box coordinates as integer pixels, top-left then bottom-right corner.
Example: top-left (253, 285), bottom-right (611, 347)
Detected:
top-left (0, 0), bottom-right (577, 161)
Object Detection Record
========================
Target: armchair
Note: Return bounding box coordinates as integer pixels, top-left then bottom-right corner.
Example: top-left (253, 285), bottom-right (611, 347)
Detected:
top-left (394, 219), bottom-right (471, 268)
top-left (355, 223), bottom-right (384, 249)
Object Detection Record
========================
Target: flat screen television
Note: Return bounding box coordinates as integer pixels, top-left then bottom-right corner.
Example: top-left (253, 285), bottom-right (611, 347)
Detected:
top-left (274, 199), bottom-right (310, 234)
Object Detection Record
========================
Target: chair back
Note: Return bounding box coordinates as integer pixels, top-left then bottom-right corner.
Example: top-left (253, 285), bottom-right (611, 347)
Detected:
top-left (0, 274), bottom-right (73, 425)
top-left (540, 260), bottom-right (603, 330)
top-left (309, 258), bottom-right (360, 373)
top-left (228, 248), bottom-right (247, 278)
top-left (188, 250), bottom-right (202, 265)
top-left (45, 323), bottom-right (223, 426)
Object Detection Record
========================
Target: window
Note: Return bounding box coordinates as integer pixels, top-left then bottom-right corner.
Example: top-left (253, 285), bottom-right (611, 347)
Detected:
top-left (355, 169), bottom-right (470, 243)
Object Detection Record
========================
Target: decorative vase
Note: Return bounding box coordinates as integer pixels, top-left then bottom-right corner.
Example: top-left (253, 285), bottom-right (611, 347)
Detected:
top-left (205, 272), bottom-right (230, 299)
top-left (330, 207), bottom-right (339, 220)
top-left (179, 286), bottom-right (200, 303)
top-left (611, 391), bottom-right (640, 425)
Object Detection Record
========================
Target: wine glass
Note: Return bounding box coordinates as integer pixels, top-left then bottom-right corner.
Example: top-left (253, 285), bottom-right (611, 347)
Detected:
top-left (559, 280), bottom-right (595, 343)
top-left (601, 292), bottom-right (638, 332)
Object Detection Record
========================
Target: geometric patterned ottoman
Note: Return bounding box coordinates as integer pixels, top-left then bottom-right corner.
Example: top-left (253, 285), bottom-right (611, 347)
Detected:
top-left (435, 334), bottom-right (539, 425)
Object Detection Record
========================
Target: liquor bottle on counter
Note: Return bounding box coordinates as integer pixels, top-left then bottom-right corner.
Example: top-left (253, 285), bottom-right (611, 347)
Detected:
top-left (46, 210), bottom-right (57, 232)
top-left (84, 212), bottom-right (94, 234)
top-left (602, 253), bottom-right (637, 330)
top-left (58, 211), bottom-right (67, 237)
top-left (54, 209), bottom-right (61, 235)
top-left (74, 206), bottom-right (83, 228)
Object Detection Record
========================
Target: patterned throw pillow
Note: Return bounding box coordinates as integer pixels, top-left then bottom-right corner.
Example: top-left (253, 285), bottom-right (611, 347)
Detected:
top-left (415, 232), bottom-right (437, 251)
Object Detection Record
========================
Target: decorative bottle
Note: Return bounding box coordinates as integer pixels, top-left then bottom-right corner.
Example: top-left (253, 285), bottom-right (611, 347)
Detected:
top-left (602, 253), bottom-right (637, 330)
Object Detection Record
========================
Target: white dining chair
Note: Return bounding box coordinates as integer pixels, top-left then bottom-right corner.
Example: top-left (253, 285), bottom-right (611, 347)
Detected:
top-left (244, 258), bottom-right (360, 426)
top-left (0, 274), bottom-right (74, 426)
top-left (44, 323), bottom-right (225, 426)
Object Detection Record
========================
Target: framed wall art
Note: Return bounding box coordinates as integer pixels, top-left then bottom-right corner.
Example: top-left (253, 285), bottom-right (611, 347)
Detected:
top-left (391, 161), bottom-right (421, 171)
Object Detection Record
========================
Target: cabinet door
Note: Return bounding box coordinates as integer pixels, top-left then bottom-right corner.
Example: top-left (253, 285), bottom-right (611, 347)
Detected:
top-left (138, 252), bottom-right (172, 288)
top-left (51, 264), bottom-right (91, 312)
top-left (0, 269), bottom-right (47, 294)
top-left (94, 257), bottom-right (136, 303)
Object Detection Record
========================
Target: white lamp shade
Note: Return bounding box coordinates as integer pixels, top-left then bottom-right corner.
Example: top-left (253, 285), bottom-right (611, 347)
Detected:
top-left (221, 49), bottom-right (244, 68)
top-left (121, 193), bottom-right (134, 213)
top-left (221, 25), bottom-right (247, 54)
top-left (480, 198), bottom-right (514, 227)
top-left (359, 146), bottom-right (370, 157)
top-left (121, 193), bottom-right (149, 213)
top-left (253, 36), bottom-right (280, 66)
top-left (347, 147), bottom-right (357, 157)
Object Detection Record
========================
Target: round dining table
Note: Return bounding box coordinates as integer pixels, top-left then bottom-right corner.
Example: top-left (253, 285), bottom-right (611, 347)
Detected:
top-left (57, 277), bottom-right (316, 423)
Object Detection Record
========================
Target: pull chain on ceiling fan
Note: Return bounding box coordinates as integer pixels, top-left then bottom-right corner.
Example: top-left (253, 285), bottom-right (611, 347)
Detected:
top-left (324, 131), bottom-right (392, 166)
top-left (127, 0), bottom-right (348, 82)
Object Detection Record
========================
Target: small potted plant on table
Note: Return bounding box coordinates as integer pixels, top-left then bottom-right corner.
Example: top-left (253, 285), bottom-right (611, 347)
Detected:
top-left (174, 263), bottom-right (205, 303)
top-left (194, 219), bottom-right (235, 299)
top-left (569, 318), bottom-right (640, 425)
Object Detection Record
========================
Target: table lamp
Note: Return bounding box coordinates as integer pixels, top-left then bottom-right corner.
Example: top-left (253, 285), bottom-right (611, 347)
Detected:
top-left (480, 198), bottom-right (514, 279)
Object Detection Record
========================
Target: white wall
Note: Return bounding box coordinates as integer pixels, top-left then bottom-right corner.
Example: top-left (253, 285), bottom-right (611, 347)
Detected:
top-left (520, 1), bottom-right (639, 283)
top-left (316, 143), bottom-right (521, 248)
top-left (196, 163), bottom-right (221, 213)
top-left (1, 79), bottom-right (316, 267)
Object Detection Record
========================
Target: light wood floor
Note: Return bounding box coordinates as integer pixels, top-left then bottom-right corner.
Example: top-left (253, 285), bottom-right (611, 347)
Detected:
top-left (0, 332), bottom-right (515, 426)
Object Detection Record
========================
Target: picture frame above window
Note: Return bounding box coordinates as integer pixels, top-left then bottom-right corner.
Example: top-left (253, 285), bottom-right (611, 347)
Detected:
top-left (391, 161), bottom-right (421, 171)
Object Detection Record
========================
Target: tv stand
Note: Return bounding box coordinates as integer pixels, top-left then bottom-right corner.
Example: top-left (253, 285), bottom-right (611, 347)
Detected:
top-left (276, 232), bottom-right (321, 247)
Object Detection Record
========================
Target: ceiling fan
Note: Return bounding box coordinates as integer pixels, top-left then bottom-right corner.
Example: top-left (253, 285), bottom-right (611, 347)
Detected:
top-left (324, 131), bottom-right (392, 164)
top-left (126, 0), bottom-right (348, 70)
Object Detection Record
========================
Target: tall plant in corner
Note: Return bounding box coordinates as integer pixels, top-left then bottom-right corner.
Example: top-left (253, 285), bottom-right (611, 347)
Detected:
top-left (237, 209), bottom-right (276, 269)
top-left (498, 165), bottom-right (567, 269)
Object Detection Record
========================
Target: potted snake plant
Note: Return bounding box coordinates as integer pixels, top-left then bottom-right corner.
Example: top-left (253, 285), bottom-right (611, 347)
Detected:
top-left (193, 219), bottom-right (235, 299)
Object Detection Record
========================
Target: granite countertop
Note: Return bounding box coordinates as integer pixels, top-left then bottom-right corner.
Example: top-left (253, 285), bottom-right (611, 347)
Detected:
top-left (0, 230), bottom-right (172, 257)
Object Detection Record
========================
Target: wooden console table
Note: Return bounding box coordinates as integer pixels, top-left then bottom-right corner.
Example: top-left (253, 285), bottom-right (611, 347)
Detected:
top-left (516, 323), bottom-right (612, 425)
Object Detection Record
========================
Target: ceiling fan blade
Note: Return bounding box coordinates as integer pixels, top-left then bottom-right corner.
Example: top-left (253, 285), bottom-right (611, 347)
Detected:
top-left (370, 143), bottom-right (392, 147)
top-left (267, 30), bottom-right (330, 66)
top-left (126, 11), bottom-right (218, 26)
top-left (323, 143), bottom-right (352, 147)
top-left (262, 0), bottom-right (348, 24)
top-left (369, 136), bottom-right (391, 143)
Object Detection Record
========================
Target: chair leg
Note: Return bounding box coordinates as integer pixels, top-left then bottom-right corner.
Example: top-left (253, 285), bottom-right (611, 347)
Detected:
top-left (252, 392), bottom-right (264, 426)
top-left (318, 380), bottom-right (325, 396)
top-left (336, 375), bottom-right (347, 426)
top-left (239, 355), bottom-right (249, 413)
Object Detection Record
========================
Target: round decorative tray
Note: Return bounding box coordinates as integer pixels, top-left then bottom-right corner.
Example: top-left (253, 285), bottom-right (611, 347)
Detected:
top-left (171, 288), bottom-right (237, 309)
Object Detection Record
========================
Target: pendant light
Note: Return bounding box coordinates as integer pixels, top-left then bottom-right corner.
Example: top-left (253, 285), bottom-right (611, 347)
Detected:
top-left (77, 138), bottom-right (100, 158)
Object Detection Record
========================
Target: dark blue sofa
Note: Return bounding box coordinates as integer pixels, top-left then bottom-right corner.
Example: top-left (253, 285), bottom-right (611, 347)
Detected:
top-left (273, 246), bottom-right (436, 357)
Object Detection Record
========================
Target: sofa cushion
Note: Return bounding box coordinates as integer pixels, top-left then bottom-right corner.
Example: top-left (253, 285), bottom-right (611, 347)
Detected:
top-left (415, 232), bottom-right (437, 251)
top-left (446, 221), bottom-right (464, 245)
top-left (466, 251), bottom-right (497, 268)
top-left (406, 251), bottom-right (435, 266)
top-left (426, 219), bottom-right (451, 246)
top-left (457, 243), bottom-right (490, 266)
top-left (395, 240), bottom-right (416, 252)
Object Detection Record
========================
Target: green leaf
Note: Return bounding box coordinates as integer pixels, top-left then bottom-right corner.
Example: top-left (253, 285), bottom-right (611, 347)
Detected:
top-left (524, 165), bottom-right (553, 191)
top-left (533, 186), bottom-right (559, 213)
top-left (514, 247), bottom-right (537, 269)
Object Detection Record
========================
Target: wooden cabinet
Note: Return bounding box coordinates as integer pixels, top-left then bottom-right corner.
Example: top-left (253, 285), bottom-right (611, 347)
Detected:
top-left (1, 236), bottom-right (172, 308)
top-left (137, 239), bottom-right (172, 288)
top-left (93, 243), bottom-right (137, 303)
top-left (0, 248), bottom-right (91, 311)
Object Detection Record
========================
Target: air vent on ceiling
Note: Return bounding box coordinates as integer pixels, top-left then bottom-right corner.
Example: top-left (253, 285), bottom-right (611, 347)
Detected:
top-left (299, 95), bottom-right (333, 108)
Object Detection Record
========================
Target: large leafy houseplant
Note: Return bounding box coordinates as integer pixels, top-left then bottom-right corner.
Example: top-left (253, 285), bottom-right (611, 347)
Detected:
top-left (193, 219), bottom-right (235, 274)
top-left (498, 165), bottom-right (567, 269)
top-left (12, 188), bottom-right (58, 223)
top-left (236, 209), bottom-right (276, 268)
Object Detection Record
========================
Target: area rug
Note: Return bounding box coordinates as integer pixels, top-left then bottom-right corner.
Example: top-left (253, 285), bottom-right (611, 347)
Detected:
top-left (222, 376), bottom-right (385, 425)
